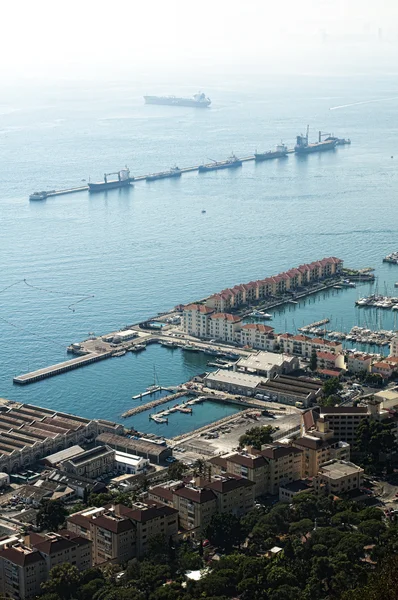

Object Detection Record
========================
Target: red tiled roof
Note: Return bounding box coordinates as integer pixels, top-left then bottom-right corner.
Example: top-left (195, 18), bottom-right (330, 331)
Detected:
top-left (0, 547), bottom-right (44, 567)
top-left (317, 368), bottom-right (342, 378)
top-left (373, 362), bottom-right (393, 369)
top-left (242, 324), bottom-right (274, 333)
top-left (206, 474), bottom-right (255, 493)
top-left (316, 351), bottom-right (338, 361)
top-left (211, 313), bottom-right (241, 322)
top-left (226, 453), bottom-right (267, 468)
top-left (184, 304), bottom-right (214, 314)
top-left (173, 485), bottom-right (217, 504)
top-left (260, 444), bottom-right (303, 460)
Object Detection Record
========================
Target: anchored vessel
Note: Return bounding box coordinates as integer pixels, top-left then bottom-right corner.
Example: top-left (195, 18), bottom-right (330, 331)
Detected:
top-left (254, 143), bottom-right (288, 161)
top-left (146, 167), bottom-right (182, 182)
top-left (88, 168), bottom-right (133, 193)
top-left (144, 92), bottom-right (211, 108)
top-left (198, 154), bottom-right (242, 173)
top-left (295, 127), bottom-right (337, 154)
top-left (325, 135), bottom-right (351, 146)
top-left (383, 252), bottom-right (398, 264)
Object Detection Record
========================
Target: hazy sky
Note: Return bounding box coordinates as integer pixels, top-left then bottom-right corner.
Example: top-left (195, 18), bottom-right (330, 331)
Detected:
top-left (3, 0), bottom-right (398, 80)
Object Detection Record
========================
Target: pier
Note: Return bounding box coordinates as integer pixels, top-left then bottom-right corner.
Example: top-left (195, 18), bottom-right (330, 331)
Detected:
top-left (121, 391), bottom-right (187, 418)
top-left (13, 351), bottom-right (111, 385)
top-left (29, 148), bottom-right (309, 200)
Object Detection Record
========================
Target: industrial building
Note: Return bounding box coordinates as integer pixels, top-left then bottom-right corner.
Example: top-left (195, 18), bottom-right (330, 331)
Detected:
top-left (59, 445), bottom-right (115, 479)
top-left (0, 402), bottom-right (123, 475)
top-left (204, 370), bottom-right (263, 396)
top-left (236, 351), bottom-right (299, 378)
top-left (257, 375), bottom-right (322, 407)
top-left (96, 433), bottom-right (172, 464)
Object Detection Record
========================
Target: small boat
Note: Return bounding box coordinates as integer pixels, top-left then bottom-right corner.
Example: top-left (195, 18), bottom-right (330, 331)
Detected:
top-left (150, 415), bottom-right (168, 424)
top-left (250, 310), bottom-right (272, 319)
top-left (130, 344), bottom-right (146, 352)
top-left (147, 385), bottom-right (161, 393)
top-left (395, 282), bottom-right (398, 288)
top-left (183, 344), bottom-right (200, 352)
top-left (113, 350), bottom-right (127, 357)
top-left (29, 191), bottom-right (49, 201)
top-left (333, 285), bottom-right (342, 289)
top-left (202, 210), bottom-right (206, 214)
top-left (161, 341), bottom-right (180, 349)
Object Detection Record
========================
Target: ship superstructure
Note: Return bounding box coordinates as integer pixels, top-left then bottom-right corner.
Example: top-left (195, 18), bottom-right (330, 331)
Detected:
top-left (88, 168), bottom-right (133, 193)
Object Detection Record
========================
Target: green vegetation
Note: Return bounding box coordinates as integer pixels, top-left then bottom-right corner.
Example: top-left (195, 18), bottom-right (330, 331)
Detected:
top-left (37, 499), bottom-right (68, 531)
top-left (355, 417), bottom-right (396, 472)
top-left (37, 493), bottom-right (398, 600)
top-left (239, 425), bottom-right (276, 450)
top-left (322, 377), bottom-right (343, 398)
top-left (309, 347), bottom-right (317, 372)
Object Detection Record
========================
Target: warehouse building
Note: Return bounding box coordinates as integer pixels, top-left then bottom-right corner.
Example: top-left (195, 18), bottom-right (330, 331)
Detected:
top-left (0, 402), bottom-right (123, 474)
top-left (257, 375), bottom-right (322, 407)
top-left (204, 370), bottom-right (263, 396)
top-left (96, 433), bottom-right (172, 464)
top-left (236, 351), bottom-right (299, 378)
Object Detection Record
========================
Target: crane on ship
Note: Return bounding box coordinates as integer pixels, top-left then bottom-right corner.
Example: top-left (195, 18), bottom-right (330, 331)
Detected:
top-left (318, 131), bottom-right (331, 142)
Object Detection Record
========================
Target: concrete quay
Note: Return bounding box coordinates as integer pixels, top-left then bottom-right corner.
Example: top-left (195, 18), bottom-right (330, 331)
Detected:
top-left (121, 391), bottom-right (188, 418)
top-left (13, 352), bottom-right (111, 385)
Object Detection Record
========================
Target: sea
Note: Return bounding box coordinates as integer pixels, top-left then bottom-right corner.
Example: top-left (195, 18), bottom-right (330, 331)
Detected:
top-left (1, 69), bottom-right (398, 437)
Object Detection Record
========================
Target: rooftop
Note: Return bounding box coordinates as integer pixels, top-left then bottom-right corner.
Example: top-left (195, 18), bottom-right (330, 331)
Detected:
top-left (96, 433), bottom-right (169, 457)
top-left (205, 369), bottom-right (263, 389)
top-left (43, 445), bottom-right (85, 466)
top-left (237, 351), bottom-right (296, 373)
top-left (65, 445), bottom-right (114, 466)
top-left (318, 460), bottom-right (364, 479)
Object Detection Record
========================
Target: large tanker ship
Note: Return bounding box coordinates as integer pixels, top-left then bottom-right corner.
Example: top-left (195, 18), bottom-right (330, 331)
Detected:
top-left (295, 127), bottom-right (337, 154)
top-left (144, 92), bottom-right (211, 108)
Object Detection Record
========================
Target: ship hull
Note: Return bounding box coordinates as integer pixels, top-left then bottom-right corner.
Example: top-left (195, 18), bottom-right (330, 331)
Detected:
top-left (255, 151), bottom-right (288, 161)
top-left (295, 141), bottom-right (336, 154)
top-left (198, 161), bottom-right (242, 173)
top-left (146, 171), bottom-right (182, 181)
top-left (88, 179), bottom-right (133, 193)
top-left (144, 96), bottom-right (210, 108)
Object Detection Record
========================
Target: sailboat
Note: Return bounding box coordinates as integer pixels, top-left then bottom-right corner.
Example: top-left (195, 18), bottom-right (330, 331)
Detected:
top-left (147, 365), bottom-right (161, 393)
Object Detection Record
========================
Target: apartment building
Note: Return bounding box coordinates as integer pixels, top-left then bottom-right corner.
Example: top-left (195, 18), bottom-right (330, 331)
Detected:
top-left (318, 406), bottom-right (369, 445)
top-left (235, 324), bottom-right (278, 351)
top-left (292, 435), bottom-right (350, 478)
top-left (313, 460), bottom-right (364, 495)
top-left (67, 501), bottom-right (178, 564)
top-left (208, 313), bottom-right (242, 343)
top-left (149, 475), bottom-right (254, 534)
top-left (209, 444), bottom-right (303, 497)
top-left (0, 532), bottom-right (91, 600)
top-left (346, 352), bottom-right (374, 374)
top-left (278, 334), bottom-right (343, 358)
top-left (316, 351), bottom-right (346, 372)
top-left (371, 361), bottom-right (396, 380)
top-left (60, 445), bottom-right (115, 479)
top-left (204, 257), bottom-right (343, 312)
top-left (390, 335), bottom-right (398, 358)
top-left (182, 304), bottom-right (214, 337)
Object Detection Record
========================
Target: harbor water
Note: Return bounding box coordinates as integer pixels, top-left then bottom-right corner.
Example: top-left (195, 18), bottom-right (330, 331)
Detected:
top-left (2, 71), bottom-right (398, 433)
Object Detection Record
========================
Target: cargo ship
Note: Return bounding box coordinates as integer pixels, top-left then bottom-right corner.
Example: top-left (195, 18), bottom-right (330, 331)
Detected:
top-left (146, 166), bottom-right (182, 182)
top-left (88, 168), bottom-right (133, 193)
top-left (325, 135), bottom-right (351, 146)
top-left (295, 127), bottom-right (337, 154)
top-left (144, 92), bottom-right (211, 108)
top-left (254, 143), bottom-right (289, 161)
top-left (29, 191), bottom-right (53, 201)
top-left (198, 154), bottom-right (242, 173)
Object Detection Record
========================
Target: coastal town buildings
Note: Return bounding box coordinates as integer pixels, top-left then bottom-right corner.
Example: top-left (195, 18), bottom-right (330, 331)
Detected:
top-left (149, 474), bottom-right (255, 534)
top-left (278, 334), bottom-right (343, 358)
top-left (346, 352), bottom-right (374, 374)
top-left (235, 352), bottom-right (299, 378)
top-left (67, 502), bottom-right (179, 564)
top-left (0, 531), bottom-right (91, 600)
top-left (59, 445), bottom-right (115, 479)
top-left (313, 460), bottom-right (364, 495)
top-left (0, 402), bottom-right (123, 475)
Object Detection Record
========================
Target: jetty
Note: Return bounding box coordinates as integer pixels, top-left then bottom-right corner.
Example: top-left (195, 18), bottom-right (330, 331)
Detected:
top-left (298, 318), bottom-right (330, 333)
top-left (13, 351), bottom-right (111, 385)
top-left (121, 391), bottom-right (187, 419)
top-left (28, 141), bottom-right (352, 201)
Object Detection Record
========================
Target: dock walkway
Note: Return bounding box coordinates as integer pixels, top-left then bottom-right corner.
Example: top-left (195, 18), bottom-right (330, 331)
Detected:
top-left (13, 352), bottom-right (110, 385)
top-left (121, 390), bottom-right (187, 419)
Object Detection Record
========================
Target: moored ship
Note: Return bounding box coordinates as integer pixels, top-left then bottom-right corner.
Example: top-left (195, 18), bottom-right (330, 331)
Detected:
top-left (255, 143), bottom-right (289, 161)
top-left (295, 127), bottom-right (337, 154)
top-left (198, 154), bottom-right (242, 173)
top-left (144, 92), bottom-right (211, 108)
top-left (325, 135), bottom-right (351, 146)
top-left (29, 191), bottom-right (51, 201)
top-left (146, 166), bottom-right (182, 182)
top-left (88, 168), bottom-right (133, 193)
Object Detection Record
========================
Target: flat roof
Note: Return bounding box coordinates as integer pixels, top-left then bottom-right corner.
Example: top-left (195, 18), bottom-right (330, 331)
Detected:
top-left (237, 352), bottom-right (296, 372)
top-left (97, 433), bottom-right (170, 457)
top-left (115, 451), bottom-right (148, 467)
top-left (319, 460), bottom-right (363, 479)
top-left (374, 390), bottom-right (398, 402)
top-left (205, 369), bottom-right (263, 388)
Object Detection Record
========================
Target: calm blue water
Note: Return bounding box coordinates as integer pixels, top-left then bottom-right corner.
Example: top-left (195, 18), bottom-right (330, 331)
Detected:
top-left (2, 72), bottom-right (398, 432)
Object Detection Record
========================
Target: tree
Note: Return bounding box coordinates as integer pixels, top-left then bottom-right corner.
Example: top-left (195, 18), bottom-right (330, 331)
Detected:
top-left (41, 563), bottom-right (81, 599)
top-left (206, 512), bottom-right (244, 552)
top-left (355, 417), bottom-right (396, 464)
top-left (37, 499), bottom-right (67, 531)
top-left (322, 377), bottom-right (342, 397)
top-left (239, 425), bottom-right (276, 450)
top-left (193, 458), bottom-right (207, 477)
top-left (167, 460), bottom-right (187, 480)
top-left (309, 348), bottom-right (317, 372)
